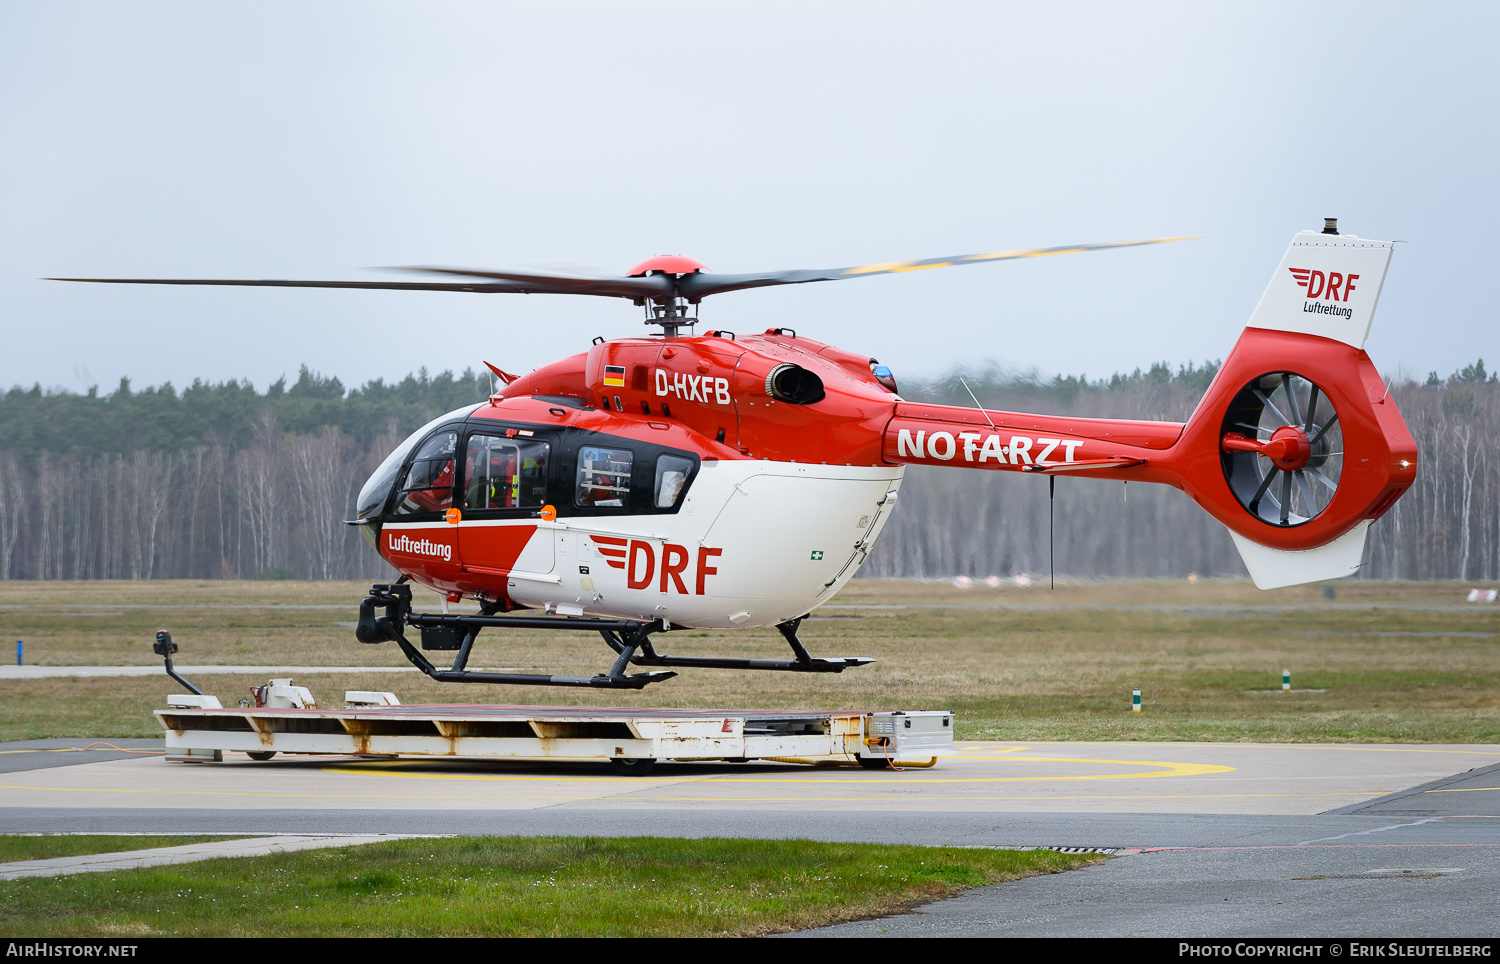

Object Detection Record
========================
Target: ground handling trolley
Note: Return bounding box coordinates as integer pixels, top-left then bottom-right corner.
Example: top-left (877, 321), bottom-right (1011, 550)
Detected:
top-left (149, 628), bottom-right (953, 775)
top-left (156, 686), bottom-right (954, 776)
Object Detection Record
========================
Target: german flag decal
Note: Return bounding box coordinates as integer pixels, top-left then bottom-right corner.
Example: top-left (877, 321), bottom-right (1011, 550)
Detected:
top-left (603, 365), bottom-right (626, 387)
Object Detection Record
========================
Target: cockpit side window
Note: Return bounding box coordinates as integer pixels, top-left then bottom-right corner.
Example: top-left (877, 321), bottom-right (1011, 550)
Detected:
top-left (391, 430), bottom-right (458, 516)
top-left (575, 445), bottom-right (633, 508)
top-left (464, 435), bottom-right (550, 510)
top-left (654, 455), bottom-right (694, 509)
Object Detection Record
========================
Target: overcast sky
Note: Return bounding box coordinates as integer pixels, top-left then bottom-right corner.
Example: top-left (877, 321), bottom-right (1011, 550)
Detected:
top-left (2, 2), bottom-right (1494, 396)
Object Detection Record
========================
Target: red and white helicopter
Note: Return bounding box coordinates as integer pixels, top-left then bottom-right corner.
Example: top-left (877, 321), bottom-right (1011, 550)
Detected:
top-left (59, 220), bottom-right (1416, 689)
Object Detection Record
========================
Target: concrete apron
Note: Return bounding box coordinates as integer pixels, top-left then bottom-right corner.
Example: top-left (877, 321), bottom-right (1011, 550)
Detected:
top-left (2, 741), bottom-right (1497, 815)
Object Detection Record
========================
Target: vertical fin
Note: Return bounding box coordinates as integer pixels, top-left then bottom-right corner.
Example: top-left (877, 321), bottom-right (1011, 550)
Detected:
top-left (1247, 229), bottom-right (1393, 349)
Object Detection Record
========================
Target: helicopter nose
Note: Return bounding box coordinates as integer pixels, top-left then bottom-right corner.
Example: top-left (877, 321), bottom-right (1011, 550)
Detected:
top-left (356, 464), bottom-right (398, 522)
top-left (357, 440), bottom-right (422, 522)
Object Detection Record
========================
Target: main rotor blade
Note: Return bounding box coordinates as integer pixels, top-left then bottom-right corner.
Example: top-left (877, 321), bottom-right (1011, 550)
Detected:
top-left (396, 266), bottom-right (672, 300)
top-left (53, 269), bottom-right (673, 301)
top-left (52, 234), bottom-right (1195, 304)
top-left (676, 235), bottom-right (1198, 300)
top-left (48, 277), bottom-right (542, 294)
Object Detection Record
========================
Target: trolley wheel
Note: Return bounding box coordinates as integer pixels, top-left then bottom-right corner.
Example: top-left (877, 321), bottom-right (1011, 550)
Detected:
top-left (246, 751), bottom-right (277, 762)
top-left (857, 755), bottom-right (893, 770)
top-left (610, 757), bottom-right (657, 777)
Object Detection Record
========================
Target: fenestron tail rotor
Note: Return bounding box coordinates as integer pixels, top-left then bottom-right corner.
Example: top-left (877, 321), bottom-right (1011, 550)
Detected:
top-left (49, 235), bottom-right (1196, 335)
top-left (1220, 372), bottom-right (1344, 527)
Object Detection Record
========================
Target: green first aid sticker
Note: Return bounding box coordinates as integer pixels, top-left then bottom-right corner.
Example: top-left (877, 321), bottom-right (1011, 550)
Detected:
top-left (810, 550), bottom-right (824, 560)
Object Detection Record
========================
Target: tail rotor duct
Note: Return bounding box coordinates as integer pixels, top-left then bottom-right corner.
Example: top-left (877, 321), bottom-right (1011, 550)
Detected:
top-left (1221, 372), bottom-right (1343, 527)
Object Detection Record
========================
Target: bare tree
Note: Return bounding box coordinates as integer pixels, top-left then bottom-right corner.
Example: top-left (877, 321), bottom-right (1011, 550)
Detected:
top-left (286, 427), bottom-right (347, 580)
top-left (0, 452), bottom-right (24, 580)
top-left (236, 445), bottom-right (281, 577)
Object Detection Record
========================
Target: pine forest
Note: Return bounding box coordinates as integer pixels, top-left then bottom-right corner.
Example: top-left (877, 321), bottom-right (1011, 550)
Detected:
top-left (0, 360), bottom-right (1494, 584)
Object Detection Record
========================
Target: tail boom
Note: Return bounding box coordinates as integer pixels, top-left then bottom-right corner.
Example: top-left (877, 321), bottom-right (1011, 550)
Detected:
top-left (883, 405), bottom-right (1184, 483)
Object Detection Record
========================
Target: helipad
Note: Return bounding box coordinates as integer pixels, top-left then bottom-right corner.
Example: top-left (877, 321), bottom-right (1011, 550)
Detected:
top-left (2, 741), bottom-right (1496, 816)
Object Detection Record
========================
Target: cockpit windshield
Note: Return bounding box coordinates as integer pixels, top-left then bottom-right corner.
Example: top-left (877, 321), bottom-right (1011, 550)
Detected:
top-left (391, 430), bottom-right (459, 516)
top-left (355, 404), bottom-right (481, 520)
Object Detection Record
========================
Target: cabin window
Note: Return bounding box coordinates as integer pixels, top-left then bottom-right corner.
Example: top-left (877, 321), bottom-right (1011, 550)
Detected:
top-left (392, 430), bottom-right (458, 516)
top-left (575, 445), bottom-right (633, 507)
top-left (654, 455), bottom-right (694, 508)
top-left (464, 436), bottom-right (550, 510)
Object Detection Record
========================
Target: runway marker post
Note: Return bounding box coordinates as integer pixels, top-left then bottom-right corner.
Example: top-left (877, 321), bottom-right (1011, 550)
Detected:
top-left (14, 640), bottom-right (20, 666)
top-left (1282, 670), bottom-right (1291, 691)
top-left (1132, 689), bottom-right (1141, 713)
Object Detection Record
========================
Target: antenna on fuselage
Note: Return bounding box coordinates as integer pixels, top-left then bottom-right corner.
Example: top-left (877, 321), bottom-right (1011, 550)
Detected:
top-left (1049, 475), bottom-right (1056, 591)
top-left (958, 377), bottom-right (998, 430)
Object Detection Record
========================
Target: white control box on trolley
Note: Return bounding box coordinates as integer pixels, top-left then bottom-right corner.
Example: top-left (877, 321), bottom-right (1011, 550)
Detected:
top-left (860, 710), bottom-right (954, 764)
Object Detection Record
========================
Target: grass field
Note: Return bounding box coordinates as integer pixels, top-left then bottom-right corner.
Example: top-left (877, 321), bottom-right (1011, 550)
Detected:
top-left (0, 836), bottom-right (242, 864)
top-left (0, 836), bottom-right (1097, 937)
top-left (1, 578), bottom-right (1497, 743)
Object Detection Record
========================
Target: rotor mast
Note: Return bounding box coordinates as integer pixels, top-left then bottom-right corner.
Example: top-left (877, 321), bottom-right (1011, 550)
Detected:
top-left (628, 255), bottom-right (710, 338)
top-left (642, 293), bottom-right (699, 338)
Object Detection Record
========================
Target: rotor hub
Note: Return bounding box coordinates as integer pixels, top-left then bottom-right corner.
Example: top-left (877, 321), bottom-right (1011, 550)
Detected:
top-left (1222, 424), bottom-right (1312, 471)
top-left (1267, 425), bottom-right (1313, 471)
top-left (627, 255), bottom-right (710, 277)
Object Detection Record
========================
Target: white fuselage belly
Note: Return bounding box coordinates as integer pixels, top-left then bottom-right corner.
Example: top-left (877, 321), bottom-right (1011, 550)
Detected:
top-left (385, 460), bottom-right (905, 629)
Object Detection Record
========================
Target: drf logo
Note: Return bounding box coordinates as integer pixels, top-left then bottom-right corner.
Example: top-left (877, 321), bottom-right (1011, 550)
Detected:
top-left (1289, 267), bottom-right (1359, 303)
top-left (591, 536), bottom-right (722, 594)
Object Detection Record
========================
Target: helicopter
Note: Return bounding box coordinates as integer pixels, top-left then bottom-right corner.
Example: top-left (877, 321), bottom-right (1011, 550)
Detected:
top-left (55, 219), bottom-right (1416, 689)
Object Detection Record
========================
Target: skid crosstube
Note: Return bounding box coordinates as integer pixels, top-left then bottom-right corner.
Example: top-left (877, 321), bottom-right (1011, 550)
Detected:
top-left (356, 583), bottom-right (872, 688)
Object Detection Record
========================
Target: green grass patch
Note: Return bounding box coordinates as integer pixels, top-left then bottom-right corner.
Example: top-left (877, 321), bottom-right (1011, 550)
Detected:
top-left (0, 836), bottom-right (244, 864)
top-left (949, 668), bottom-right (1500, 743)
top-left (0, 836), bottom-right (1097, 937)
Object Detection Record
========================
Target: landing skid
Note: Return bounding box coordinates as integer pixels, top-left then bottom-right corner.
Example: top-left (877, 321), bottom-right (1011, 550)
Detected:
top-left (356, 583), bottom-right (874, 689)
top-left (600, 624), bottom-right (875, 675)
